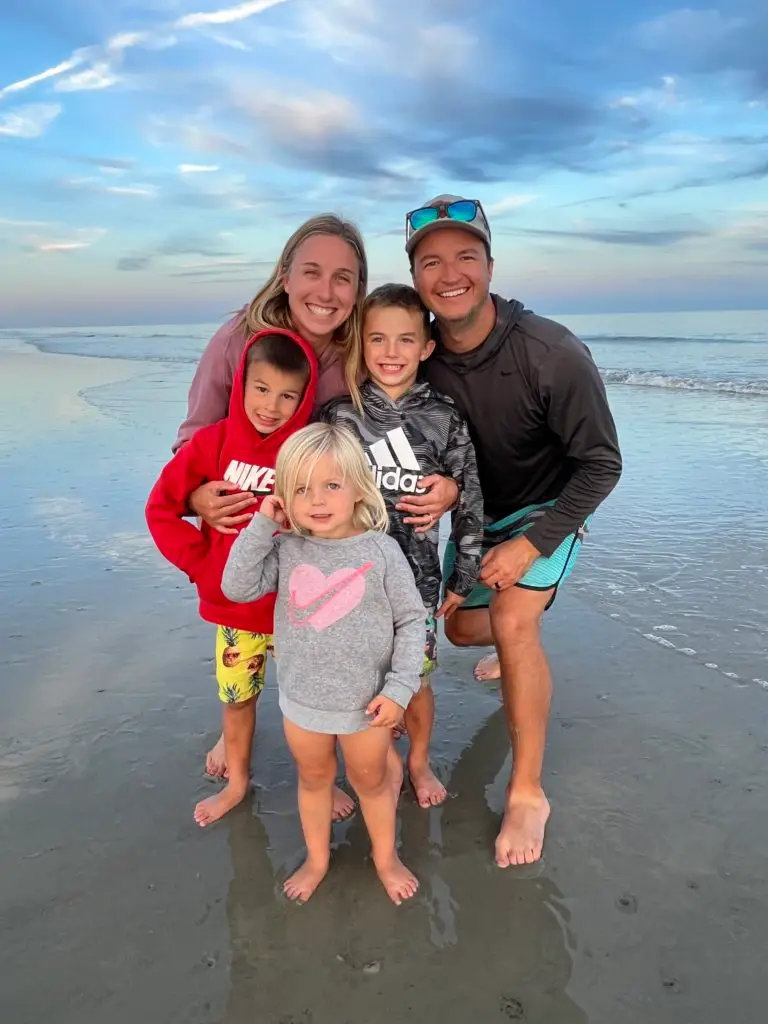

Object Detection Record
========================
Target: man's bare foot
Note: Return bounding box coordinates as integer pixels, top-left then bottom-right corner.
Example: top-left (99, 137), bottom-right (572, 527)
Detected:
top-left (408, 758), bottom-right (447, 808)
top-left (332, 785), bottom-right (356, 822)
top-left (283, 857), bottom-right (330, 903)
top-left (374, 854), bottom-right (419, 906)
top-left (388, 743), bottom-right (404, 805)
top-left (495, 788), bottom-right (551, 867)
top-left (205, 734), bottom-right (228, 778)
top-left (194, 779), bottom-right (248, 827)
top-left (474, 653), bottom-right (501, 681)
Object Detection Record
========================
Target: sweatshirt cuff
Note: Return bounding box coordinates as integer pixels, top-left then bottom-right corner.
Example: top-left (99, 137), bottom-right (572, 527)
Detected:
top-left (524, 519), bottom-right (562, 559)
top-left (446, 571), bottom-right (476, 599)
top-left (380, 679), bottom-right (416, 710)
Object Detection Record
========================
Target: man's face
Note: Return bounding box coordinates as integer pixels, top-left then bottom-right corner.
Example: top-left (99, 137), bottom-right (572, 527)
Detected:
top-left (410, 226), bottom-right (493, 327)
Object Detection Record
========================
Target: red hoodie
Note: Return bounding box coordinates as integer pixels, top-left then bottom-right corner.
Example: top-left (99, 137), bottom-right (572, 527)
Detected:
top-left (146, 329), bottom-right (318, 631)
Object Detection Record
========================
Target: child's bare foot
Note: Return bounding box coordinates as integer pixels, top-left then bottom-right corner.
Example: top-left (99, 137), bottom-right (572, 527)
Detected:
top-left (194, 779), bottom-right (248, 827)
top-left (332, 785), bottom-right (356, 821)
top-left (407, 757), bottom-right (447, 808)
top-left (283, 857), bottom-right (330, 903)
top-left (387, 743), bottom-right (404, 805)
top-left (205, 734), bottom-right (228, 778)
top-left (474, 653), bottom-right (501, 681)
top-left (374, 854), bottom-right (419, 905)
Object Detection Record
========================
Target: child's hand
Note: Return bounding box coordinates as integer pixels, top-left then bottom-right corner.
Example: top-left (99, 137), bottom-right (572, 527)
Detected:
top-left (366, 695), bottom-right (404, 728)
top-left (259, 495), bottom-right (287, 527)
top-left (436, 589), bottom-right (465, 620)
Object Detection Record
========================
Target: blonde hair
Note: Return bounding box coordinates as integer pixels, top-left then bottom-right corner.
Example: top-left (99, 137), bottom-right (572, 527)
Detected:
top-left (275, 423), bottom-right (388, 536)
top-left (239, 214), bottom-right (367, 409)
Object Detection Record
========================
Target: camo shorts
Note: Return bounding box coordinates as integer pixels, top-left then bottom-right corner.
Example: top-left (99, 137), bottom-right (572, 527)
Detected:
top-left (214, 626), bottom-right (272, 704)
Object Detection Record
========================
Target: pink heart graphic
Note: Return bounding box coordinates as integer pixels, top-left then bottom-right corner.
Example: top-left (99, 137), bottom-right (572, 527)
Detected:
top-left (287, 561), bottom-right (373, 632)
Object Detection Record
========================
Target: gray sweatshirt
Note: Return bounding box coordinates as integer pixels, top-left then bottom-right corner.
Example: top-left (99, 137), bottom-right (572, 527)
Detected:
top-left (221, 513), bottom-right (426, 734)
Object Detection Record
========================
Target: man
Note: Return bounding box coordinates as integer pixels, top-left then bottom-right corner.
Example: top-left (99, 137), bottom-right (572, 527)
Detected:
top-left (396, 194), bottom-right (622, 868)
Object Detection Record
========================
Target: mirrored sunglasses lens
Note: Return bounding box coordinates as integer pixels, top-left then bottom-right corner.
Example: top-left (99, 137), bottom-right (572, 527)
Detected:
top-left (409, 207), bottom-right (439, 232)
top-left (447, 200), bottom-right (478, 222)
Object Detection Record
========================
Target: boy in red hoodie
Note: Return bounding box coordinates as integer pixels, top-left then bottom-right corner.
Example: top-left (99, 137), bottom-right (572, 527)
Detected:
top-left (146, 330), bottom-right (318, 826)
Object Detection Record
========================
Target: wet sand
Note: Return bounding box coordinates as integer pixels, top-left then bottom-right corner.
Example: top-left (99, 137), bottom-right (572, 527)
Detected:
top-left (1, 347), bottom-right (767, 1023)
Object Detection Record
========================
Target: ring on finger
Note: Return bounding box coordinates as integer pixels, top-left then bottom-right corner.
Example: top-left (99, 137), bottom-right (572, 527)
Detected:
top-left (494, 580), bottom-right (503, 590)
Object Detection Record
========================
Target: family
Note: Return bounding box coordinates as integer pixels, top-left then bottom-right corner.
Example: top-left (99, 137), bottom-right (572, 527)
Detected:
top-left (146, 195), bottom-right (623, 905)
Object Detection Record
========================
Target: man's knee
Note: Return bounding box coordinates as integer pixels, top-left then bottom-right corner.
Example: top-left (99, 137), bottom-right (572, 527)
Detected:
top-left (444, 609), bottom-right (489, 647)
top-left (491, 590), bottom-right (550, 647)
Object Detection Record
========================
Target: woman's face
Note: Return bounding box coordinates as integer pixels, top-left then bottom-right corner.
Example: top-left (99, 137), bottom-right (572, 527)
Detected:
top-left (282, 233), bottom-right (360, 347)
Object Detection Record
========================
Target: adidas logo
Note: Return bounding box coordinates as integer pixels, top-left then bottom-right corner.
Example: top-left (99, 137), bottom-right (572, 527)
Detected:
top-left (365, 428), bottom-right (426, 494)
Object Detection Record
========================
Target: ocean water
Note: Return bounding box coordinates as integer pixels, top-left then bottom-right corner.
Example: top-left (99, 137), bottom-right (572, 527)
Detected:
top-left (1, 308), bottom-right (766, 690)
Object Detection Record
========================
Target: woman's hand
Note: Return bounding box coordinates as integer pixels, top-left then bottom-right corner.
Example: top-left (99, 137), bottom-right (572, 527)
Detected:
top-left (395, 475), bottom-right (459, 534)
top-left (189, 481), bottom-right (258, 535)
top-left (259, 495), bottom-right (287, 527)
top-left (366, 694), bottom-right (405, 729)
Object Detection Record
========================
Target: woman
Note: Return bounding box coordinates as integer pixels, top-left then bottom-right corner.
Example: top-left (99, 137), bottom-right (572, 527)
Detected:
top-left (175, 213), bottom-right (457, 814)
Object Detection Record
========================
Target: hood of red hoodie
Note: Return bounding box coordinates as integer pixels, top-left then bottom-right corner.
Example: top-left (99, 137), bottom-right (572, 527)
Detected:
top-left (218, 328), bottom-right (319, 497)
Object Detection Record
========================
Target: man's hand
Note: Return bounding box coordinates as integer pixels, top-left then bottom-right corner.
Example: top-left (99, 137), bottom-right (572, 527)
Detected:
top-left (436, 589), bottom-right (465, 620)
top-left (479, 535), bottom-right (540, 591)
top-left (259, 495), bottom-right (287, 527)
top-left (189, 481), bottom-right (258, 535)
top-left (366, 694), bottom-right (405, 728)
top-left (396, 474), bottom-right (459, 534)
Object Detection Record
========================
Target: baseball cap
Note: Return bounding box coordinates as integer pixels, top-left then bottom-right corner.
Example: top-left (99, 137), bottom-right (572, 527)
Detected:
top-left (405, 194), bottom-right (492, 256)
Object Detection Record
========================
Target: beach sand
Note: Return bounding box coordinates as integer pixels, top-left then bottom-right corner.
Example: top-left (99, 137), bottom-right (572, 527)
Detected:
top-left (1, 346), bottom-right (766, 1024)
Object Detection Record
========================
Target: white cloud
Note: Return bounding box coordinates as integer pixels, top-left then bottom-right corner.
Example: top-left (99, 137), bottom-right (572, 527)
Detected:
top-left (178, 163), bottom-right (221, 173)
top-left (64, 176), bottom-right (158, 198)
top-left (611, 75), bottom-right (680, 112)
top-left (175, 0), bottom-right (291, 29)
top-left (27, 227), bottom-right (107, 253)
top-left (485, 194), bottom-right (538, 216)
top-left (104, 185), bottom-right (157, 196)
top-left (0, 217), bottom-right (54, 228)
top-left (0, 0), bottom-right (290, 101)
top-left (235, 86), bottom-right (359, 143)
top-left (55, 63), bottom-right (120, 92)
top-left (0, 59), bottom-right (83, 100)
top-left (0, 103), bottom-right (62, 139)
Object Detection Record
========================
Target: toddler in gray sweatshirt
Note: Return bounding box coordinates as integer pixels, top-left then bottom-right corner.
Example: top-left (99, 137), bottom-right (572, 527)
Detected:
top-left (221, 422), bottom-right (426, 906)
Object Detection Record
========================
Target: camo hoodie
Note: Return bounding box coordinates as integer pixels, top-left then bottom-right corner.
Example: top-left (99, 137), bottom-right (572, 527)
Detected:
top-left (321, 379), bottom-right (483, 609)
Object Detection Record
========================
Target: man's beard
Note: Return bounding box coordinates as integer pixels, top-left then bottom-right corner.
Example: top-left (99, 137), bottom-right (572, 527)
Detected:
top-left (437, 290), bottom-right (489, 331)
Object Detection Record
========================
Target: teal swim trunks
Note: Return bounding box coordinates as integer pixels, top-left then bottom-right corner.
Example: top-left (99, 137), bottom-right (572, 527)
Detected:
top-left (443, 500), bottom-right (589, 610)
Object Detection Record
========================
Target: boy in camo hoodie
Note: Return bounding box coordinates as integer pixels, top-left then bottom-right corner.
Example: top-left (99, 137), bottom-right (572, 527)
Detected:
top-left (321, 284), bottom-right (483, 807)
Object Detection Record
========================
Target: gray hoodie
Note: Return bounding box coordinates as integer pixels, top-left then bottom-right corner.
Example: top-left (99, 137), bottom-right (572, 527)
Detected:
top-left (222, 513), bottom-right (426, 734)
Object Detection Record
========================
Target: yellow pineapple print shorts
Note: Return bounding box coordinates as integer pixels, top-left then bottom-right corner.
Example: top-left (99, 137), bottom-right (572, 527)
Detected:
top-left (214, 626), bottom-right (272, 704)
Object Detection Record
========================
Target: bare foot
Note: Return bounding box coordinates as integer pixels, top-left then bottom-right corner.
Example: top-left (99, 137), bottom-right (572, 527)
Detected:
top-left (332, 785), bottom-right (356, 821)
top-left (408, 758), bottom-right (447, 808)
top-left (283, 857), bottom-right (330, 903)
top-left (374, 854), bottom-right (419, 906)
top-left (495, 789), bottom-right (551, 867)
top-left (474, 653), bottom-right (501, 681)
top-left (194, 779), bottom-right (248, 827)
top-left (388, 744), bottom-right (404, 805)
top-left (205, 733), bottom-right (228, 778)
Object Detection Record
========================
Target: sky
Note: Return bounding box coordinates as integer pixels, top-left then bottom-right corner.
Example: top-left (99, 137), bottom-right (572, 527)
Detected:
top-left (0, 0), bottom-right (766, 327)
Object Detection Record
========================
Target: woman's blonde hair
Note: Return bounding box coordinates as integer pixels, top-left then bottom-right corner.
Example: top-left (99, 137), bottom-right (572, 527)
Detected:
top-left (239, 214), bottom-right (367, 408)
top-left (275, 423), bottom-right (388, 536)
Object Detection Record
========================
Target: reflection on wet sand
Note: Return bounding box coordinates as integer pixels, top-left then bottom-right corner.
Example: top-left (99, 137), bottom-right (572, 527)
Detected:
top-left (223, 708), bottom-right (586, 1024)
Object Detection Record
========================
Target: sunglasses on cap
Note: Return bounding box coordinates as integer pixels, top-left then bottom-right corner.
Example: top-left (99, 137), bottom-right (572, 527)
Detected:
top-left (405, 198), bottom-right (490, 243)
